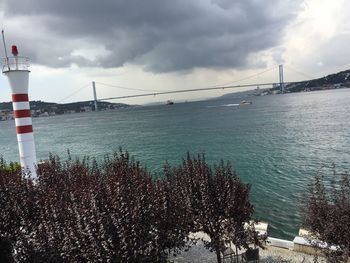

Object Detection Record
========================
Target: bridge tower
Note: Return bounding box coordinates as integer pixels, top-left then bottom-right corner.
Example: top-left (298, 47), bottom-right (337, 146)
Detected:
top-left (279, 64), bottom-right (284, 93)
top-left (2, 45), bottom-right (37, 178)
top-left (92, 81), bottom-right (98, 111)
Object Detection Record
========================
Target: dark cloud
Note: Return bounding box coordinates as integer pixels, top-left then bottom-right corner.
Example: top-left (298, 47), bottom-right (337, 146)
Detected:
top-left (1, 0), bottom-right (301, 72)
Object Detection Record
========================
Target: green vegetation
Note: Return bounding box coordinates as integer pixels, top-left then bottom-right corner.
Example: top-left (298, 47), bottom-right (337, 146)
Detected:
top-left (0, 159), bottom-right (20, 173)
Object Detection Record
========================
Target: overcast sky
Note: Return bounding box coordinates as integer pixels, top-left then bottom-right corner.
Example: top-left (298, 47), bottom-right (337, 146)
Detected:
top-left (0, 0), bottom-right (349, 104)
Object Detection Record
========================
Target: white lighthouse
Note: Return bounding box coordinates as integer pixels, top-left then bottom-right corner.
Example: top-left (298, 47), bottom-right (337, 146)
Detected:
top-left (2, 45), bottom-right (37, 178)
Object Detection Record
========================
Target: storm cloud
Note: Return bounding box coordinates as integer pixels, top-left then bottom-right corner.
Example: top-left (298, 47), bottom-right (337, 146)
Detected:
top-left (1, 0), bottom-right (301, 73)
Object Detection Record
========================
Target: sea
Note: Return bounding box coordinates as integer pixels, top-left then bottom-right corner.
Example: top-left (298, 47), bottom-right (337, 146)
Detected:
top-left (1, 88), bottom-right (350, 240)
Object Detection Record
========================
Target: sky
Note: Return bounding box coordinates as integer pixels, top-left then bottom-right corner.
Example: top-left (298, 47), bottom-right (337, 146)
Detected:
top-left (0, 0), bottom-right (350, 105)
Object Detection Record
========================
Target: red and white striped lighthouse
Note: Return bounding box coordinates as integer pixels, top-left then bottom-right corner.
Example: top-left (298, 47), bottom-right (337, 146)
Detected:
top-left (2, 45), bottom-right (37, 178)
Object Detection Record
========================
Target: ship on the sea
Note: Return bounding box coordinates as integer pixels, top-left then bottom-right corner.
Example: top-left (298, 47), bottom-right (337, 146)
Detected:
top-left (240, 100), bottom-right (252, 105)
top-left (166, 100), bottom-right (174, 105)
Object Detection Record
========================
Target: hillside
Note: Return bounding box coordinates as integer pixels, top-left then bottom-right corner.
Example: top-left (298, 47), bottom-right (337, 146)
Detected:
top-left (218, 68), bottom-right (350, 99)
top-left (0, 100), bottom-right (131, 116)
top-left (285, 69), bottom-right (350, 92)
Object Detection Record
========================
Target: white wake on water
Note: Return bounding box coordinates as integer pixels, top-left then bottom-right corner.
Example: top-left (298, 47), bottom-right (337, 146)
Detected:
top-left (207, 104), bottom-right (240, 108)
top-left (222, 103), bottom-right (240, 107)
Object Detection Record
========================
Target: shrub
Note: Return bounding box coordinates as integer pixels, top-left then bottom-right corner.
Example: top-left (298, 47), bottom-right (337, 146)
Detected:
top-left (303, 165), bottom-right (350, 262)
top-left (0, 152), bottom-right (192, 262)
top-left (165, 154), bottom-right (262, 263)
top-left (0, 152), bottom-right (260, 263)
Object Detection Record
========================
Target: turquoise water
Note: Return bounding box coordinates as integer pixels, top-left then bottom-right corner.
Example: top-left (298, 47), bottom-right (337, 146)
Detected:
top-left (1, 89), bottom-right (350, 239)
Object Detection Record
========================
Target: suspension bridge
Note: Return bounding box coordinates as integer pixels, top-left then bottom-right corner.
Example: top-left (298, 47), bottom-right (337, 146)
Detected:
top-left (58, 64), bottom-right (317, 110)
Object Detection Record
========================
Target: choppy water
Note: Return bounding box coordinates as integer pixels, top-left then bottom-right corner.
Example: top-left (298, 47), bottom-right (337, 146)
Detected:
top-left (1, 89), bottom-right (350, 239)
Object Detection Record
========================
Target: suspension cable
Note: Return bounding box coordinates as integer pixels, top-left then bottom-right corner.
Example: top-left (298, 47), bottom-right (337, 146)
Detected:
top-left (57, 83), bottom-right (91, 103)
top-left (284, 65), bottom-right (316, 80)
top-left (212, 65), bottom-right (279, 87)
top-left (95, 81), bottom-right (162, 92)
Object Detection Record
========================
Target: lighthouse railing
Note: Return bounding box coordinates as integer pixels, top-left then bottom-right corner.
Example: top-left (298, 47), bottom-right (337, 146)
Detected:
top-left (1, 56), bottom-right (30, 72)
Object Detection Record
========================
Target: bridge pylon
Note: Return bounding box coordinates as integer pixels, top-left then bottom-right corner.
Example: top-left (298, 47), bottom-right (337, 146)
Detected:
top-left (279, 64), bottom-right (284, 93)
top-left (92, 81), bottom-right (98, 111)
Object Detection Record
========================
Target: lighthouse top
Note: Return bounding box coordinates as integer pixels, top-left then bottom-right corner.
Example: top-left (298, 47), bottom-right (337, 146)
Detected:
top-left (2, 45), bottom-right (30, 73)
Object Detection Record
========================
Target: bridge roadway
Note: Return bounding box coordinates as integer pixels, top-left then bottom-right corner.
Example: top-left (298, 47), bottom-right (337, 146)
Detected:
top-left (98, 80), bottom-right (303, 101)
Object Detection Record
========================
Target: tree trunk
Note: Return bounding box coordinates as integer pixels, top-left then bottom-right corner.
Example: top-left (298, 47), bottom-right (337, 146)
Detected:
top-left (216, 249), bottom-right (222, 263)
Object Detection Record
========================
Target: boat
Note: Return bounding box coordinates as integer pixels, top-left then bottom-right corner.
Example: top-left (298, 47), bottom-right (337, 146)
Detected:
top-left (239, 100), bottom-right (252, 105)
top-left (166, 100), bottom-right (174, 105)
